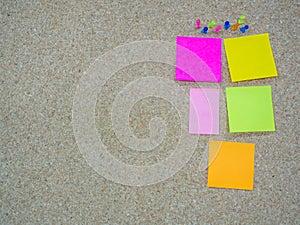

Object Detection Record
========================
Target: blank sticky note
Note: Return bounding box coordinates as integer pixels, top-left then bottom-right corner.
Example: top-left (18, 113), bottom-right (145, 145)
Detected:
top-left (224, 33), bottom-right (278, 82)
top-left (226, 86), bottom-right (275, 132)
top-left (176, 36), bottom-right (222, 82)
top-left (189, 88), bottom-right (219, 134)
top-left (207, 140), bottom-right (255, 190)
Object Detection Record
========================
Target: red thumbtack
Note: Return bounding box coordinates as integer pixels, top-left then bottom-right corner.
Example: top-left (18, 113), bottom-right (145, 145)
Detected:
top-left (213, 25), bottom-right (222, 33)
top-left (195, 19), bottom-right (201, 29)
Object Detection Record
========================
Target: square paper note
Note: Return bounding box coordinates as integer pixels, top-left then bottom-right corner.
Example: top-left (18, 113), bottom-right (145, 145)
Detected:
top-left (189, 88), bottom-right (219, 134)
top-left (226, 86), bottom-right (275, 132)
top-left (176, 36), bottom-right (222, 82)
top-left (224, 33), bottom-right (278, 82)
top-left (207, 140), bottom-right (255, 190)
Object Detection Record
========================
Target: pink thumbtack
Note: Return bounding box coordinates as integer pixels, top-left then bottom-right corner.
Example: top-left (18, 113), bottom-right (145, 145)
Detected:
top-left (213, 25), bottom-right (222, 33)
top-left (195, 19), bottom-right (201, 29)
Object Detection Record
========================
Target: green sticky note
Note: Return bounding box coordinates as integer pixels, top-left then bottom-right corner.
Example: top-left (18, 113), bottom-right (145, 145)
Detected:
top-left (226, 86), bottom-right (276, 132)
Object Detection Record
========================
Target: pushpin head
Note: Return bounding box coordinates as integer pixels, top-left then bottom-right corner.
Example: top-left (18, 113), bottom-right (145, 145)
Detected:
top-left (238, 14), bottom-right (246, 24)
top-left (231, 22), bottom-right (240, 31)
top-left (224, 21), bottom-right (231, 30)
top-left (240, 25), bottom-right (249, 33)
top-left (201, 27), bottom-right (208, 34)
top-left (239, 27), bottom-right (246, 33)
top-left (213, 25), bottom-right (222, 34)
top-left (195, 19), bottom-right (201, 29)
top-left (207, 20), bottom-right (216, 28)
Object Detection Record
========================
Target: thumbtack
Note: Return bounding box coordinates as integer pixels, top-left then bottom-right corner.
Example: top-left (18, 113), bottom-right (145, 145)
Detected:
top-left (195, 19), bottom-right (201, 29)
top-left (201, 27), bottom-right (208, 34)
top-left (231, 22), bottom-right (240, 31)
top-left (213, 25), bottom-right (222, 34)
top-left (239, 25), bottom-right (249, 33)
top-left (224, 21), bottom-right (230, 30)
top-left (238, 14), bottom-right (246, 24)
top-left (207, 20), bottom-right (216, 28)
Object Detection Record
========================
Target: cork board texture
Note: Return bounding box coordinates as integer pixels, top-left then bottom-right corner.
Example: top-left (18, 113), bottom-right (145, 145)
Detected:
top-left (1, 0), bottom-right (299, 224)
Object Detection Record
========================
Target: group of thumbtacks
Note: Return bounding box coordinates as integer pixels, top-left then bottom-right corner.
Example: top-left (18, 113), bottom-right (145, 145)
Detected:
top-left (195, 14), bottom-right (249, 34)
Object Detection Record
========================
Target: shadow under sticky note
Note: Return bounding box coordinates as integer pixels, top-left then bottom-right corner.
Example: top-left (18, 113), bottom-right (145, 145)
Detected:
top-left (176, 36), bottom-right (222, 82)
top-left (224, 33), bottom-right (278, 82)
top-left (189, 88), bottom-right (219, 134)
top-left (207, 140), bottom-right (255, 190)
top-left (226, 86), bottom-right (276, 132)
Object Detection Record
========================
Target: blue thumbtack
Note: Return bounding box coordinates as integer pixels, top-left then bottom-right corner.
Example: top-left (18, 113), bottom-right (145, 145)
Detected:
top-left (201, 27), bottom-right (208, 34)
top-left (239, 25), bottom-right (249, 33)
top-left (224, 21), bottom-right (230, 30)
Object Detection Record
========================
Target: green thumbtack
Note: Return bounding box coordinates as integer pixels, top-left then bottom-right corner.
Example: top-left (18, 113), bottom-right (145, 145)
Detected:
top-left (207, 20), bottom-right (216, 28)
top-left (238, 14), bottom-right (245, 24)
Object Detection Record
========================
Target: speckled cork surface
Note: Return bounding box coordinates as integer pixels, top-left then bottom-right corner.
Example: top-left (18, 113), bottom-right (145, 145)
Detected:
top-left (1, 0), bottom-right (299, 224)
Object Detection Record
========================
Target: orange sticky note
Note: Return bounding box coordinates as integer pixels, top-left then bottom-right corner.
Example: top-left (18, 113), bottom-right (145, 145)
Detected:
top-left (207, 140), bottom-right (255, 190)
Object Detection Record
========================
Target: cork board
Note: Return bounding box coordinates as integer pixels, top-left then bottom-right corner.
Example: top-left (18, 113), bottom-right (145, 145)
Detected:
top-left (1, 0), bottom-right (299, 224)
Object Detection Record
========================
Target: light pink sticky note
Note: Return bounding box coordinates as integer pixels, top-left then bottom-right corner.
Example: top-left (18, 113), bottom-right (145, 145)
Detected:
top-left (176, 36), bottom-right (222, 82)
top-left (189, 88), bottom-right (220, 134)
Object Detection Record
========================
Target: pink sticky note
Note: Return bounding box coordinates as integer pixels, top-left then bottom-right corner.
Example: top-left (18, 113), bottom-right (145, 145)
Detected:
top-left (176, 36), bottom-right (222, 82)
top-left (189, 88), bottom-right (220, 134)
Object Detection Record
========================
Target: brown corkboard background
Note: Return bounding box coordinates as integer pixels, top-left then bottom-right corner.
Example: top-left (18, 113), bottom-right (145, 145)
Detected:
top-left (1, 0), bottom-right (299, 224)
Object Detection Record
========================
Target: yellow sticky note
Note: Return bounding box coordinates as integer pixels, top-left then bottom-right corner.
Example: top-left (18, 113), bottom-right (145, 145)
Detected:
top-left (224, 33), bottom-right (278, 82)
top-left (207, 140), bottom-right (255, 190)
